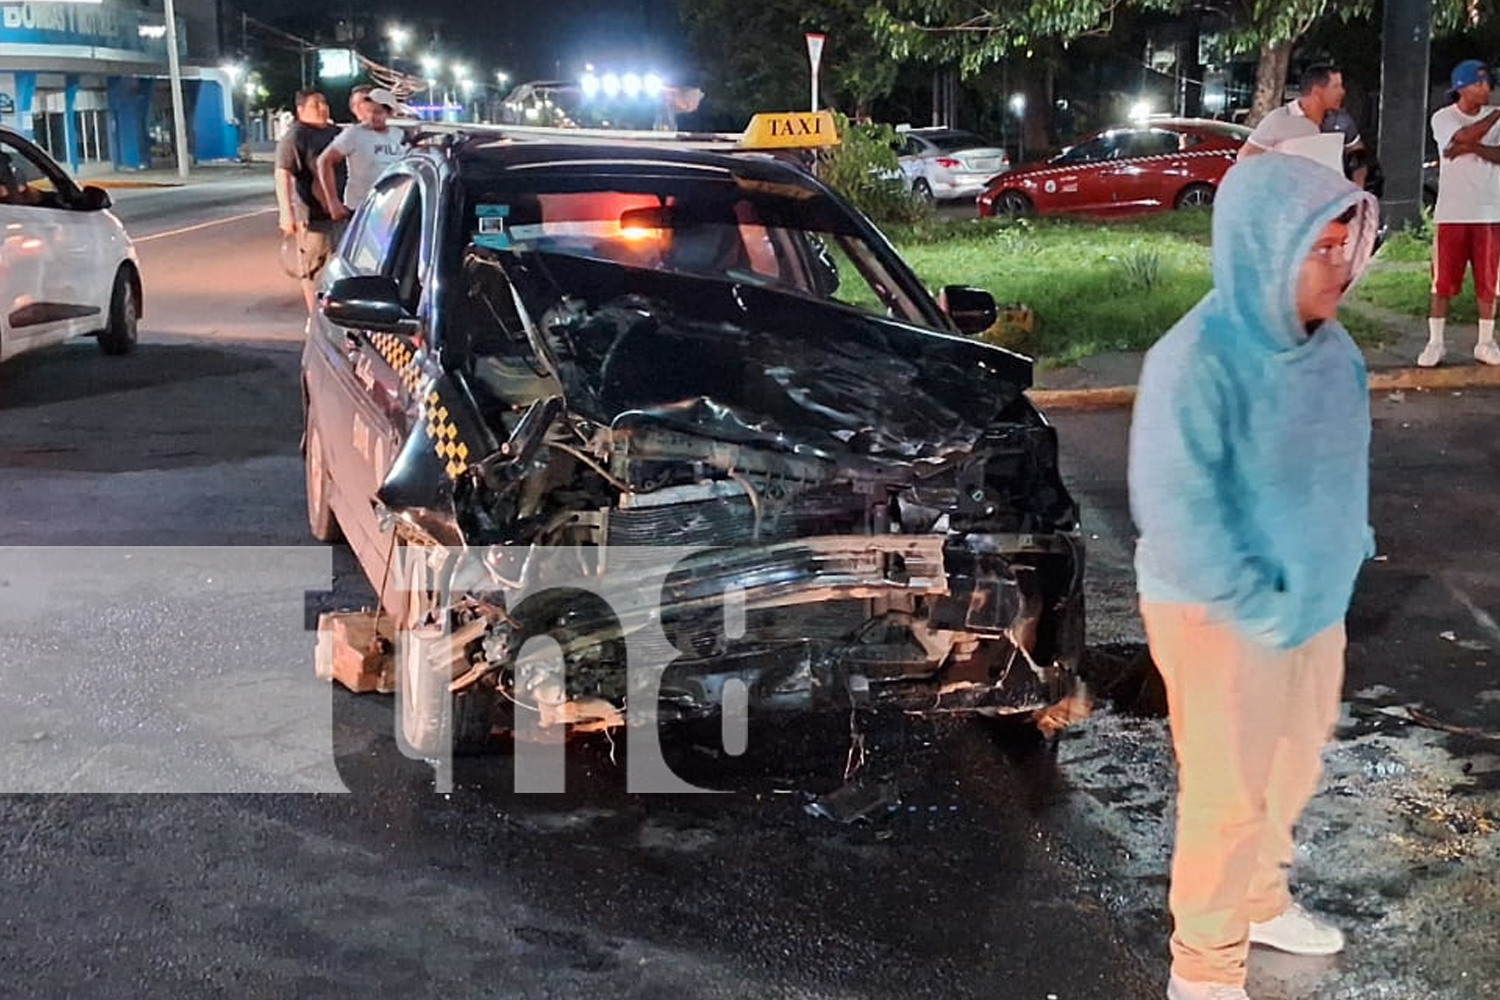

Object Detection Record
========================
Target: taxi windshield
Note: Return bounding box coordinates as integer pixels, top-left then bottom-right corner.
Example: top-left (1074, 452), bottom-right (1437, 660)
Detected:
top-left (452, 166), bottom-right (939, 327)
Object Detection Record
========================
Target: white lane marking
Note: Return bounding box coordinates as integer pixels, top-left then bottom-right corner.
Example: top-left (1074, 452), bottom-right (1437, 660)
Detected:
top-left (133, 207), bottom-right (276, 243)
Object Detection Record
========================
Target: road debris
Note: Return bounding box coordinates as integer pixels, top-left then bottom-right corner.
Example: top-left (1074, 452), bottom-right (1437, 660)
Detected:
top-left (314, 610), bottom-right (394, 693)
top-left (1438, 630), bottom-right (1491, 652)
top-left (804, 781), bottom-right (900, 824)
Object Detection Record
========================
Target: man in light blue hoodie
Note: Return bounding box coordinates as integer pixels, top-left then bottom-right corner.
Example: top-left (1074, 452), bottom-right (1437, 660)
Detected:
top-left (1128, 152), bottom-right (1378, 1000)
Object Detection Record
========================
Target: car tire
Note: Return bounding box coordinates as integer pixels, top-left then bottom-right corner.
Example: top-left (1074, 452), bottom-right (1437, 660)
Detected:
top-left (1174, 183), bottom-right (1215, 211)
top-left (304, 417), bottom-right (343, 543)
top-left (912, 179), bottom-right (934, 204)
top-left (994, 190), bottom-right (1032, 219)
top-left (97, 267), bottom-right (139, 356)
top-left (396, 551), bottom-right (497, 758)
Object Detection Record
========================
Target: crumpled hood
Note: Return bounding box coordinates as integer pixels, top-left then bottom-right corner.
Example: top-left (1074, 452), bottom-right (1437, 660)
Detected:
top-left (526, 253), bottom-right (1035, 462)
top-left (1209, 152), bottom-right (1379, 353)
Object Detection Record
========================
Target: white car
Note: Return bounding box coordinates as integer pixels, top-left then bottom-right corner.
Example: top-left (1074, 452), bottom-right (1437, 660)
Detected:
top-left (896, 127), bottom-right (1010, 203)
top-left (0, 126), bottom-right (141, 362)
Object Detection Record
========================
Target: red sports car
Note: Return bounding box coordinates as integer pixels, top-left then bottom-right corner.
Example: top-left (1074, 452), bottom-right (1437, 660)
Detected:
top-left (977, 118), bottom-right (1251, 218)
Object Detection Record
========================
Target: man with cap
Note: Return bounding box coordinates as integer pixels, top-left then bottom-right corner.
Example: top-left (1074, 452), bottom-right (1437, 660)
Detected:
top-left (316, 86), bottom-right (408, 221)
top-left (1419, 59), bottom-right (1500, 367)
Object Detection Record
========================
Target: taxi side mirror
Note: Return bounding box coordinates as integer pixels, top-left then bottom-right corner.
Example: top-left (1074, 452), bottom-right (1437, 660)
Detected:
top-left (939, 285), bottom-right (998, 336)
top-left (322, 275), bottom-right (420, 335)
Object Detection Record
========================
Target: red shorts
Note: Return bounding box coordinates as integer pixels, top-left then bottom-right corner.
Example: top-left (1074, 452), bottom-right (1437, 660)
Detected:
top-left (1432, 222), bottom-right (1500, 301)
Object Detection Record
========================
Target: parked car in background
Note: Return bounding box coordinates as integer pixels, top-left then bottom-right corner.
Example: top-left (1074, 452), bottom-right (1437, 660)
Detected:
top-left (977, 118), bottom-right (1250, 219)
top-left (896, 126), bottom-right (1010, 203)
top-left (0, 126), bottom-right (141, 362)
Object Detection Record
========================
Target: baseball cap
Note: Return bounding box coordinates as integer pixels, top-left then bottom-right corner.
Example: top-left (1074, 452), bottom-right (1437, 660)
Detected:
top-left (1451, 59), bottom-right (1490, 92)
top-left (365, 87), bottom-right (408, 114)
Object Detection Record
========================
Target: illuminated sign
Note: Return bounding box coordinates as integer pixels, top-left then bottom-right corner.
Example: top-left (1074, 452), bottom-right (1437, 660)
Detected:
top-left (741, 110), bottom-right (839, 150)
top-left (0, 2), bottom-right (173, 55)
top-left (318, 48), bottom-right (357, 80)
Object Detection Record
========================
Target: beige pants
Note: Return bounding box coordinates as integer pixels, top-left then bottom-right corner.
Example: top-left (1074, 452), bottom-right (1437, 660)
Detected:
top-left (1140, 599), bottom-right (1345, 986)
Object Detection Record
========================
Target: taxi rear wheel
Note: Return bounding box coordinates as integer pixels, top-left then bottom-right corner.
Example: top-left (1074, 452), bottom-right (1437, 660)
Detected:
top-left (912, 178), bottom-right (935, 204)
top-left (1175, 183), bottom-right (1215, 210)
top-left (304, 419), bottom-right (343, 543)
top-left (97, 268), bottom-right (138, 356)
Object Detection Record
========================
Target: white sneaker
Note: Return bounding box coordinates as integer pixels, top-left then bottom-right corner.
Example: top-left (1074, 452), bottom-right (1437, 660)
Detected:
top-left (1475, 341), bottom-right (1500, 365)
top-left (1248, 902), bottom-right (1346, 956)
top-left (1417, 341), bottom-right (1445, 367)
top-left (1167, 973), bottom-right (1250, 1000)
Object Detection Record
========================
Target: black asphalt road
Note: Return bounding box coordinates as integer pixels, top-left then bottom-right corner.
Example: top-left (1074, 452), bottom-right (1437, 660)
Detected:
top-left (0, 179), bottom-right (1495, 1000)
top-left (0, 180), bottom-right (1161, 1000)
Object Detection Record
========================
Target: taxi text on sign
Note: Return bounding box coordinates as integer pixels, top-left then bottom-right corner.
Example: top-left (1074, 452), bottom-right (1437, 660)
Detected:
top-left (742, 111), bottom-right (840, 150)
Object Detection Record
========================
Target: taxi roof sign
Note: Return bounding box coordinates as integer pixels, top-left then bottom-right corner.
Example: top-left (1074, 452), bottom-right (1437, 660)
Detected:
top-left (741, 111), bottom-right (840, 150)
top-left (393, 109), bottom-right (839, 153)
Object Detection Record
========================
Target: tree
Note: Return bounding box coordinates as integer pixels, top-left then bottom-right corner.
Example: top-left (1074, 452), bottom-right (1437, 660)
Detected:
top-left (675, 0), bottom-right (901, 126)
top-left (868, 0), bottom-right (1184, 75)
top-left (871, 0), bottom-right (1478, 125)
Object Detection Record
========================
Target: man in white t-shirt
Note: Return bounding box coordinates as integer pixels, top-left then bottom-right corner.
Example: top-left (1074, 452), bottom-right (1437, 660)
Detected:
top-left (1238, 65), bottom-right (1346, 164)
top-left (316, 87), bottom-right (408, 221)
top-left (1418, 60), bottom-right (1500, 367)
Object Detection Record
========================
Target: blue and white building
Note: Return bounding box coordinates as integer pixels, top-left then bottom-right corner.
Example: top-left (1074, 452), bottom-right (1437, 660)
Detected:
top-left (0, 0), bottom-right (236, 171)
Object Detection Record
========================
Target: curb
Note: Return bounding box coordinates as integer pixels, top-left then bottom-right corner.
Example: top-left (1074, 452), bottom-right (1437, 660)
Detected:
top-left (91, 180), bottom-right (186, 190)
top-left (1029, 365), bottom-right (1500, 411)
top-left (1027, 387), bottom-right (1137, 411)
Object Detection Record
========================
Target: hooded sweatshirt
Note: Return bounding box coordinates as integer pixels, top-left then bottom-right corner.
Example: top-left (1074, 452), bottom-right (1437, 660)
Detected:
top-left (1128, 153), bottom-right (1379, 650)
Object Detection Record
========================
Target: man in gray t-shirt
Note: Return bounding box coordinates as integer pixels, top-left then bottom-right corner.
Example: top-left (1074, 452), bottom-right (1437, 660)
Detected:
top-left (1239, 64), bottom-right (1346, 160)
top-left (317, 87), bottom-right (408, 219)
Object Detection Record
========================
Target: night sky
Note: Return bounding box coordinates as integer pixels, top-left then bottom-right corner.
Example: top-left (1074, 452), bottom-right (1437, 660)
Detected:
top-left (234, 0), bottom-right (694, 89)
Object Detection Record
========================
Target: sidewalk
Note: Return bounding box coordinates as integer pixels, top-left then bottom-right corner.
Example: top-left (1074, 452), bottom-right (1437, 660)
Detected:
top-left (1030, 303), bottom-right (1500, 409)
top-left (75, 159), bottom-right (273, 190)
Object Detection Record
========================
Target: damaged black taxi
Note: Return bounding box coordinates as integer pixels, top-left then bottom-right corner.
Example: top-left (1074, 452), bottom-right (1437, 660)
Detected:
top-left (301, 116), bottom-right (1086, 755)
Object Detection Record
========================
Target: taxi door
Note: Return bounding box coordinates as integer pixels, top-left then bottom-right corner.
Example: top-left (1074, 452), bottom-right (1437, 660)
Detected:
top-left (306, 173), bottom-right (427, 574)
top-left (1097, 129), bottom-right (1186, 212)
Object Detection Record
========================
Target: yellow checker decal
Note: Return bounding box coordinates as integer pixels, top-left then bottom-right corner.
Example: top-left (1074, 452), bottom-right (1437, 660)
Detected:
top-left (369, 332), bottom-right (426, 396)
top-left (423, 390), bottom-right (473, 479)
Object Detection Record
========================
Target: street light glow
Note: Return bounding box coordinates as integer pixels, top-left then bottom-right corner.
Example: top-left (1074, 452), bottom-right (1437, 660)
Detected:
top-left (580, 72), bottom-right (600, 99)
top-left (387, 24), bottom-right (409, 53)
top-left (1009, 93), bottom-right (1026, 116)
top-left (1129, 99), bottom-right (1152, 120)
top-left (601, 72), bottom-right (621, 99)
top-left (421, 53), bottom-right (439, 75)
top-left (622, 72), bottom-right (642, 98)
top-left (643, 73), bottom-right (664, 96)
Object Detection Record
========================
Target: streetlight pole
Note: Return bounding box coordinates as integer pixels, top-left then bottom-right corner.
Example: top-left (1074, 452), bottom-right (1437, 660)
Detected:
top-left (162, 0), bottom-right (190, 178)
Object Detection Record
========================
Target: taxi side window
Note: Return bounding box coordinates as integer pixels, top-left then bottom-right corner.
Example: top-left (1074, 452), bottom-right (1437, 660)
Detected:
top-left (386, 189), bottom-right (424, 313)
top-left (346, 175), bottom-right (415, 273)
top-left (1057, 135), bottom-right (1116, 165)
top-left (1124, 130), bottom-right (1183, 158)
